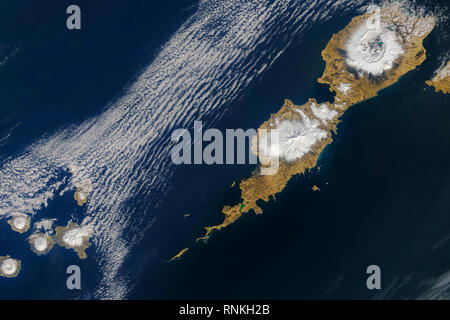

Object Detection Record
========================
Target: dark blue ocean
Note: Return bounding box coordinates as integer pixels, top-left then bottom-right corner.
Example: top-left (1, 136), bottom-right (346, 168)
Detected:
top-left (0, 0), bottom-right (449, 299)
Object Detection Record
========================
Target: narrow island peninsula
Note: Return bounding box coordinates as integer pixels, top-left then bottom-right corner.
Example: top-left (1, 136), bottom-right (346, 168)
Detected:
top-left (169, 248), bottom-right (189, 262)
top-left (171, 3), bottom-right (436, 260)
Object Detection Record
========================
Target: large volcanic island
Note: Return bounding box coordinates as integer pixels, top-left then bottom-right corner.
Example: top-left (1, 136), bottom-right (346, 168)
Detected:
top-left (171, 3), bottom-right (436, 260)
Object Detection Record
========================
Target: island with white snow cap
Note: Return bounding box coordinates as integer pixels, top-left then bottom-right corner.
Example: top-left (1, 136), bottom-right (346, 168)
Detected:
top-left (7, 214), bottom-right (31, 234)
top-left (171, 2), bottom-right (436, 259)
top-left (28, 233), bottom-right (55, 256)
top-left (55, 221), bottom-right (92, 259)
top-left (0, 256), bottom-right (21, 278)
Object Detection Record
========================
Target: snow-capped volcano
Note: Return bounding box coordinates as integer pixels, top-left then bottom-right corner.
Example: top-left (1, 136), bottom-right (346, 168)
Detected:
top-left (257, 111), bottom-right (328, 163)
top-left (346, 20), bottom-right (404, 75)
top-left (344, 5), bottom-right (435, 77)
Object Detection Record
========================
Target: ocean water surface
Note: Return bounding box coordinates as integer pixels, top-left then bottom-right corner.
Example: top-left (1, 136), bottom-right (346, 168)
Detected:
top-left (0, 0), bottom-right (449, 300)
